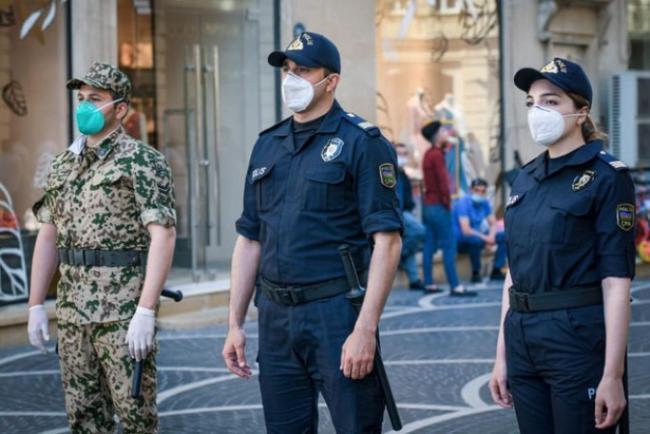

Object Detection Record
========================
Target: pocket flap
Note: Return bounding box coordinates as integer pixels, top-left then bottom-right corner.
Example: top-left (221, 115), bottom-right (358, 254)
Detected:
top-left (305, 164), bottom-right (346, 184)
top-left (551, 196), bottom-right (592, 216)
top-left (249, 164), bottom-right (274, 184)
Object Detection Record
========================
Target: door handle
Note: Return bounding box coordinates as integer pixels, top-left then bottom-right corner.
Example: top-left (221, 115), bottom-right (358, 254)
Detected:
top-left (211, 45), bottom-right (222, 246)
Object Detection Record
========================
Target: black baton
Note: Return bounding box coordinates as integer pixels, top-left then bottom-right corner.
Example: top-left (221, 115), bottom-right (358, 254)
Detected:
top-left (338, 245), bottom-right (402, 431)
top-left (131, 288), bottom-right (183, 399)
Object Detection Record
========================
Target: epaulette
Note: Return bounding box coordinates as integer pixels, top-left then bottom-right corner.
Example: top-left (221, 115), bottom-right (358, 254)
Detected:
top-left (258, 116), bottom-right (291, 136)
top-left (342, 113), bottom-right (381, 137)
top-left (597, 150), bottom-right (628, 171)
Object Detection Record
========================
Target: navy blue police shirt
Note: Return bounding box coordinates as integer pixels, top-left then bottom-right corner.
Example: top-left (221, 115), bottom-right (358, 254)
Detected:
top-left (236, 100), bottom-right (403, 286)
top-left (505, 140), bottom-right (636, 293)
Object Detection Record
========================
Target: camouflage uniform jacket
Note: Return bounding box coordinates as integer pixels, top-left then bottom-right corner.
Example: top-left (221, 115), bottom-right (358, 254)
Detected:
top-left (33, 126), bottom-right (176, 324)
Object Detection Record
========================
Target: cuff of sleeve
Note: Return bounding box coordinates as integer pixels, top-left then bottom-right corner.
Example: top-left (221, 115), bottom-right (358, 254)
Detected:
top-left (141, 208), bottom-right (176, 227)
top-left (35, 207), bottom-right (53, 224)
top-left (33, 198), bottom-right (53, 224)
top-left (597, 254), bottom-right (635, 280)
top-left (235, 221), bottom-right (260, 241)
top-left (362, 209), bottom-right (404, 237)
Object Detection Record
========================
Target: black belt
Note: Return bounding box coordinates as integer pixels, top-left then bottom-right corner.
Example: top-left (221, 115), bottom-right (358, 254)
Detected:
top-left (58, 249), bottom-right (147, 267)
top-left (509, 285), bottom-right (603, 313)
top-left (259, 270), bottom-right (368, 306)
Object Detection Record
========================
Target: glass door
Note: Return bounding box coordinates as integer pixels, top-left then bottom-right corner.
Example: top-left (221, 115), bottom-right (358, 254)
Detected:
top-left (156, 0), bottom-right (263, 280)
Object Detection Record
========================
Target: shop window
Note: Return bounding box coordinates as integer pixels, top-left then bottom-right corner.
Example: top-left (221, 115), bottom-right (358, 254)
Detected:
top-left (0, 1), bottom-right (69, 302)
top-left (375, 0), bottom-right (500, 199)
top-left (117, 0), bottom-right (156, 146)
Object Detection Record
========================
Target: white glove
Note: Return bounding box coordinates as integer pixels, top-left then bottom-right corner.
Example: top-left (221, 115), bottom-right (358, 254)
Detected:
top-left (27, 305), bottom-right (50, 353)
top-left (125, 306), bottom-right (156, 361)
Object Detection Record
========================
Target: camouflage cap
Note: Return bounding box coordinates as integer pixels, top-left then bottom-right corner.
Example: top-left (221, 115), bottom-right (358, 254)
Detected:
top-left (66, 62), bottom-right (132, 102)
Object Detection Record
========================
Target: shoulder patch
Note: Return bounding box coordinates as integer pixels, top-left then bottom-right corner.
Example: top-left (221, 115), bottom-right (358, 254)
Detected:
top-left (379, 163), bottom-right (397, 188)
top-left (597, 150), bottom-right (628, 171)
top-left (342, 113), bottom-right (380, 137)
top-left (258, 117), bottom-right (292, 136)
top-left (616, 203), bottom-right (635, 231)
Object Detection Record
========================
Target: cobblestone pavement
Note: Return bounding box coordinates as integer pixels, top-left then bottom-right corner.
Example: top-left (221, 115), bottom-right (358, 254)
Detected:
top-left (1, 280), bottom-right (649, 433)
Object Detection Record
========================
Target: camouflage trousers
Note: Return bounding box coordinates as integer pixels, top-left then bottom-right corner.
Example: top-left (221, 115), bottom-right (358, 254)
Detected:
top-left (57, 320), bottom-right (158, 434)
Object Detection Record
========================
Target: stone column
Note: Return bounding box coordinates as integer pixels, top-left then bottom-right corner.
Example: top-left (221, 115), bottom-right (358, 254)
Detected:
top-left (71, 0), bottom-right (117, 76)
top-left (281, 0), bottom-right (377, 121)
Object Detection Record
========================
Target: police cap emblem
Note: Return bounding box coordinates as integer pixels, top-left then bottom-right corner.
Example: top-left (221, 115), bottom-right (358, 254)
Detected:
top-left (572, 170), bottom-right (595, 191)
top-left (321, 137), bottom-right (344, 162)
top-left (616, 203), bottom-right (635, 231)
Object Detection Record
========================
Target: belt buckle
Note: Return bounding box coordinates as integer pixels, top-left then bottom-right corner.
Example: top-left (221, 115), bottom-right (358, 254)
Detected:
top-left (518, 293), bottom-right (530, 312)
top-left (72, 250), bottom-right (84, 266)
top-left (275, 288), bottom-right (292, 305)
top-left (85, 250), bottom-right (97, 266)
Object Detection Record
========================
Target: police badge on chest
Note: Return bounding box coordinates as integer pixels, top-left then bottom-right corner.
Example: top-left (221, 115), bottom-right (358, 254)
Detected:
top-left (321, 137), bottom-right (344, 162)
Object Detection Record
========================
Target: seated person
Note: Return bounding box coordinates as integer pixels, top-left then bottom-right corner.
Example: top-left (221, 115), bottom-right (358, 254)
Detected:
top-left (452, 178), bottom-right (506, 282)
top-left (394, 143), bottom-right (426, 290)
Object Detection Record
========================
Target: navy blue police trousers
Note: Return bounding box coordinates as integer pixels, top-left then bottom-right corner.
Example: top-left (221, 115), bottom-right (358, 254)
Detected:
top-left (505, 305), bottom-right (617, 434)
top-left (257, 291), bottom-right (384, 434)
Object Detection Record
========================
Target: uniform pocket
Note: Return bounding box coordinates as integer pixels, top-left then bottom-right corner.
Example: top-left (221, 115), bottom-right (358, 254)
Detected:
top-left (550, 196), bottom-right (594, 244)
top-left (303, 163), bottom-right (347, 211)
top-left (564, 305), bottom-right (606, 353)
top-left (249, 164), bottom-right (275, 212)
top-left (89, 170), bottom-right (129, 190)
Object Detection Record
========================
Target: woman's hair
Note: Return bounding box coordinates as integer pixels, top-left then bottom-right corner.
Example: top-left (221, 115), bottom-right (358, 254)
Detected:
top-left (566, 92), bottom-right (608, 143)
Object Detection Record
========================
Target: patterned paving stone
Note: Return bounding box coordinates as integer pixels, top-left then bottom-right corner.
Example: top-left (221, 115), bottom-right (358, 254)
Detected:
top-left (1, 281), bottom-right (649, 433)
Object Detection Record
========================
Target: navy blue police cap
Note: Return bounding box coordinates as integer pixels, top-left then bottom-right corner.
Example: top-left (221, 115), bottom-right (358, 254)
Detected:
top-left (514, 57), bottom-right (592, 105)
top-left (268, 32), bottom-right (341, 74)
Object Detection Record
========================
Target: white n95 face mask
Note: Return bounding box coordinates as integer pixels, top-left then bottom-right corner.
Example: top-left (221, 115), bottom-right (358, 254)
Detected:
top-left (281, 72), bottom-right (328, 113)
top-left (527, 105), bottom-right (582, 147)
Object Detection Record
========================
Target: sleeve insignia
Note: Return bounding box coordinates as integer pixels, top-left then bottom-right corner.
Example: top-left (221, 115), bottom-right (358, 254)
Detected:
top-left (616, 203), bottom-right (635, 231)
top-left (379, 163), bottom-right (397, 189)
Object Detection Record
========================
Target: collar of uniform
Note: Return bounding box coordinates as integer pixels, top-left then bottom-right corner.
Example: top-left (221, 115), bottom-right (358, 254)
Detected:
top-left (559, 140), bottom-right (603, 168)
top-left (524, 140), bottom-right (603, 180)
top-left (273, 100), bottom-right (345, 139)
top-left (314, 100), bottom-right (344, 134)
top-left (88, 125), bottom-right (124, 160)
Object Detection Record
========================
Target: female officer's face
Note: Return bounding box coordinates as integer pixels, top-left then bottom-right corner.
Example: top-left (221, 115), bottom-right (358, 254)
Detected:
top-left (526, 79), bottom-right (587, 145)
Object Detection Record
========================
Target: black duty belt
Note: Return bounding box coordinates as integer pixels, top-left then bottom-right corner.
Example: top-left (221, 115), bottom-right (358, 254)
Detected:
top-left (260, 270), bottom-right (368, 306)
top-left (509, 285), bottom-right (603, 313)
top-left (58, 249), bottom-right (147, 267)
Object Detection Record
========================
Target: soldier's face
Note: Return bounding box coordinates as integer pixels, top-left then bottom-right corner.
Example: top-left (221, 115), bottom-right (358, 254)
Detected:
top-left (77, 85), bottom-right (128, 126)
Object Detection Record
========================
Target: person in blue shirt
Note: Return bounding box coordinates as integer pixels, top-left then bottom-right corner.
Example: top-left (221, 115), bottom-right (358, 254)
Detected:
top-left (394, 142), bottom-right (426, 290)
top-left (453, 178), bottom-right (507, 283)
top-left (489, 58), bottom-right (634, 434)
top-left (221, 32), bottom-right (403, 434)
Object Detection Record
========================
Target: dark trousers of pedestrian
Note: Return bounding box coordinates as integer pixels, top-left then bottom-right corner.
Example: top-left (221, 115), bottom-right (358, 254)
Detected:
top-left (399, 210), bottom-right (426, 283)
top-left (422, 204), bottom-right (459, 288)
top-left (257, 291), bottom-right (384, 434)
top-left (456, 231), bottom-right (507, 274)
top-left (504, 305), bottom-right (616, 434)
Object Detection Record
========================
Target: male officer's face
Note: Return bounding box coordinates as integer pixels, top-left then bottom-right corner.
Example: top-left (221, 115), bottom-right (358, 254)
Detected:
top-left (77, 84), bottom-right (128, 131)
top-left (526, 79), bottom-right (587, 138)
top-left (281, 59), bottom-right (338, 105)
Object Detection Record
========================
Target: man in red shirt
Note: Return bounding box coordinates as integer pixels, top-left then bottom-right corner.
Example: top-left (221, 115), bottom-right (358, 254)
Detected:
top-left (421, 121), bottom-right (475, 296)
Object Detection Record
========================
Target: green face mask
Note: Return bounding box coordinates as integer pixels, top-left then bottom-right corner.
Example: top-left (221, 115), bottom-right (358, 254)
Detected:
top-left (75, 98), bottom-right (123, 135)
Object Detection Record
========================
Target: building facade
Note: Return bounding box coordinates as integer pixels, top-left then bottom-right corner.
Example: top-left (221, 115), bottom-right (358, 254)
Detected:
top-left (0, 0), bottom-right (647, 302)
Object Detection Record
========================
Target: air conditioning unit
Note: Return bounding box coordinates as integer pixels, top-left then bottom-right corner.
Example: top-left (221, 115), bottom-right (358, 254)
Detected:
top-left (608, 71), bottom-right (650, 167)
